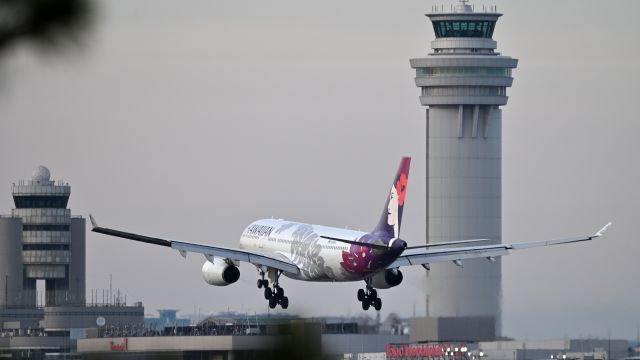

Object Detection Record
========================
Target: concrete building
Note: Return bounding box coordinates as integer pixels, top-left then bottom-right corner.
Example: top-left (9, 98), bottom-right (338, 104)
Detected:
top-left (478, 339), bottom-right (630, 360)
top-left (0, 166), bottom-right (85, 308)
top-left (409, 1), bottom-right (518, 334)
top-left (0, 216), bottom-right (22, 308)
top-left (77, 318), bottom-right (410, 359)
top-left (409, 316), bottom-right (495, 342)
top-left (145, 309), bottom-right (191, 329)
top-left (0, 166), bottom-right (145, 359)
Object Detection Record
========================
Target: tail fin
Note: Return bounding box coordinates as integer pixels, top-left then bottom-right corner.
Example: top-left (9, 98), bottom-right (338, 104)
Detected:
top-left (373, 157), bottom-right (411, 238)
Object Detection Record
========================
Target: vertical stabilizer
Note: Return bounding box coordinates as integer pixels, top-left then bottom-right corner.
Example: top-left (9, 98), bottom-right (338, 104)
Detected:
top-left (373, 157), bottom-right (411, 238)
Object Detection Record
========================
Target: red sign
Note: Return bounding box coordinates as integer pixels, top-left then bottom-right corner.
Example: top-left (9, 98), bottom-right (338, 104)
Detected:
top-left (109, 337), bottom-right (128, 352)
top-left (386, 343), bottom-right (466, 359)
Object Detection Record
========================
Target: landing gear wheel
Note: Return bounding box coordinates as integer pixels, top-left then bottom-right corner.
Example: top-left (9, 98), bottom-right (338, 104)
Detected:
top-left (358, 278), bottom-right (382, 311)
top-left (257, 273), bottom-right (268, 288)
top-left (261, 269), bottom-right (288, 310)
top-left (268, 297), bottom-right (277, 309)
top-left (369, 289), bottom-right (377, 299)
top-left (373, 297), bottom-right (382, 311)
top-left (275, 287), bottom-right (284, 299)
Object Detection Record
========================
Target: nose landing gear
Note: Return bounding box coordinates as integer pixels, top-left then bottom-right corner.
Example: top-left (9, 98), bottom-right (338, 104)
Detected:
top-left (357, 279), bottom-right (382, 311)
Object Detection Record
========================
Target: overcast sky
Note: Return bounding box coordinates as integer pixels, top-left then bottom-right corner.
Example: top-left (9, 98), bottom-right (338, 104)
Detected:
top-left (1, 0), bottom-right (639, 340)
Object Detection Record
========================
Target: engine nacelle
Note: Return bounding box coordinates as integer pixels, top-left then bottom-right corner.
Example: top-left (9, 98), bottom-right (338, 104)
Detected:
top-left (370, 269), bottom-right (403, 289)
top-left (201, 258), bottom-right (240, 286)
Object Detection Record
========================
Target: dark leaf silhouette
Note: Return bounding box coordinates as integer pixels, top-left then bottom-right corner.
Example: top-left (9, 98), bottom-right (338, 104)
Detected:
top-left (0, 0), bottom-right (95, 56)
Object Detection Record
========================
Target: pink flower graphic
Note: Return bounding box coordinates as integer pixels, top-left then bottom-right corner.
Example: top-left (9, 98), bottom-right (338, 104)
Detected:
top-left (395, 173), bottom-right (407, 207)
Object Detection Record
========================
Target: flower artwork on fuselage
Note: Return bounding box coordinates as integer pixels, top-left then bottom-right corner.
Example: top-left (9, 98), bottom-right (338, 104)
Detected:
top-left (340, 167), bottom-right (409, 275)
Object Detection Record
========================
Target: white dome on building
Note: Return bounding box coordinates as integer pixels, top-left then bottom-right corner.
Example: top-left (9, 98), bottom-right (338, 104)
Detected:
top-left (31, 165), bottom-right (51, 183)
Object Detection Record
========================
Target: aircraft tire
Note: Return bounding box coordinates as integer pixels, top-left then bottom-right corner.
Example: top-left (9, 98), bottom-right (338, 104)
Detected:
top-left (357, 289), bottom-right (365, 302)
top-left (281, 296), bottom-right (289, 309)
top-left (275, 287), bottom-right (284, 299)
top-left (257, 279), bottom-right (263, 288)
top-left (362, 300), bottom-right (370, 311)
top-left (268, 297), bottom-right (277, 309)
top-left (264, 287), bottom-right (272, 300)
top-left (373, 298), bottom-right (382, 311)
top-left (369, 289), bottom-right (377, 299)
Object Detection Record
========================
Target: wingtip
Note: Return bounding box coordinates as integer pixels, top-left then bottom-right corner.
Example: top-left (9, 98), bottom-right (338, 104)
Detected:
top-left (89, 214), bottom-right (97, 228)
top-left (595, 221), bottom-right (612, 237)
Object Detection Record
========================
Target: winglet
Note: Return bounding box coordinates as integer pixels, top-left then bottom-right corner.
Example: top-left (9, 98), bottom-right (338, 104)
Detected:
top-left (89, 214), bottom-right (98, 228)
top-left (594, 222), bottom-right (612, 237)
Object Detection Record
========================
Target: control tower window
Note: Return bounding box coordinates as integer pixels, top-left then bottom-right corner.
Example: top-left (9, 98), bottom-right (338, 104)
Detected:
top-left (416, 67), bottom-right (511, 77)
top-left (432, 21), bottom-right (495, 38)
top-left (23, 244), bottom-right (70, 251)
top-left (23, 224), bottom-right (70, 231)
top-left (13, 195), bottom-right (69, 208)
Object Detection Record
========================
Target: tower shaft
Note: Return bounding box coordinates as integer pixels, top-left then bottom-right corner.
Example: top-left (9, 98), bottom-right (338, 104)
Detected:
top-left (410, 2), bottom-right (517, 334)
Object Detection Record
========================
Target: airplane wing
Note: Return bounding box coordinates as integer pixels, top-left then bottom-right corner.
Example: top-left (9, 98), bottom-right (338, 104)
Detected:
top-left (89, 215), bottom-right (299, 275)
top-left (388, 222), bottom-right (612, 269)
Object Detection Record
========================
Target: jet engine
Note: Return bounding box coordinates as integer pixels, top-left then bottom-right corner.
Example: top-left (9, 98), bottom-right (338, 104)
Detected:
top-left (370, 268), bottom-right (403, 289)
top-left (201, 258), bottom-right (240, 286)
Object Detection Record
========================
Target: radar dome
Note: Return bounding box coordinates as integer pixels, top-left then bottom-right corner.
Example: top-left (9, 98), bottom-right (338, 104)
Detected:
top-left (31, 166), bottom-right (51, 183)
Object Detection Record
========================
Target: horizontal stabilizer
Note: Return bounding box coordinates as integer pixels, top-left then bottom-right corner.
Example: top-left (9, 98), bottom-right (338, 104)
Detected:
top-left (406, 238), bottom-right (490, 250)
top-left (320, 235), bottom-right (388, 250)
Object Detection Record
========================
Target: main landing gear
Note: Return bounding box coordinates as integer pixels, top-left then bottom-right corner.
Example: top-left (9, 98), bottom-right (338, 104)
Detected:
top-left (257, 270), bottom-right (288, 309)
top-left (357, 279), bottom-right (382, 311)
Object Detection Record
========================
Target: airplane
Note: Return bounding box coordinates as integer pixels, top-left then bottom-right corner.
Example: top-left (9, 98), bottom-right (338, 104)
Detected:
top-left (90, 156), bottom-right (611, 311)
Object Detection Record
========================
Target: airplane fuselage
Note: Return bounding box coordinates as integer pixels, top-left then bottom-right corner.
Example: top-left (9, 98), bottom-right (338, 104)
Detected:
top-left (239, 218), bottom-right (404, 282)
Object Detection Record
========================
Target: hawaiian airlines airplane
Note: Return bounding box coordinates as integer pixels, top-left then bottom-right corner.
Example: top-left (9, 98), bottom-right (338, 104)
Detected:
top-left (90, 157), bottom-right (611, 311)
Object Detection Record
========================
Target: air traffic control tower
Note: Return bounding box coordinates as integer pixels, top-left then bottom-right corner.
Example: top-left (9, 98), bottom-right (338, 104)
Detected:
top-left (0, 166), bottom-right (85, 307)
top-left (409, 1), bottom-right (517, 335)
